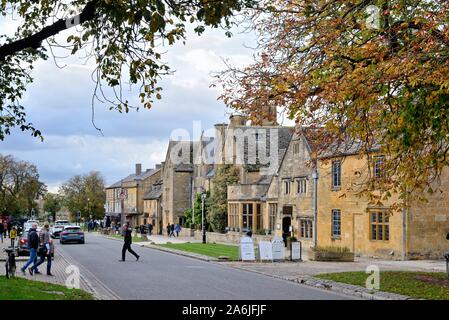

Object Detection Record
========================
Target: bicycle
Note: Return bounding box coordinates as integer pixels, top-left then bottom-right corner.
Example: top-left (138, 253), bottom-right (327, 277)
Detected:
top-left (3, 247), bottom-right (17, 279)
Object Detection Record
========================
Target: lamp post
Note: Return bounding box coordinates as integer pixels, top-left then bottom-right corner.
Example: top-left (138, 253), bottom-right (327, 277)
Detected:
top-left (201, 186), bottom-right (206, 244)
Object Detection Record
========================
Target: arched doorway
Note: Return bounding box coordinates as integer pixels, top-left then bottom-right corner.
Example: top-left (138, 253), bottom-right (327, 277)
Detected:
top-left (282, 205), bottom-right (293, 247)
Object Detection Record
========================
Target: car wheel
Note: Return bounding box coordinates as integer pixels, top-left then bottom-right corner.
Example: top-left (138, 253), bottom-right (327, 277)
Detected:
top-left (81, 240), bottom-right (85, 244)
top-left (60, 241), bottom-right (64, 245)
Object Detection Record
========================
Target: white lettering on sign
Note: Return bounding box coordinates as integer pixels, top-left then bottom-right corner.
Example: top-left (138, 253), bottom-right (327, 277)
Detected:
top-left (258, 241), bottom-right (273, 261)
top-left (271, 236), bottom-right (285, 261)
top-left (239, 236), bottom-right (255, 261)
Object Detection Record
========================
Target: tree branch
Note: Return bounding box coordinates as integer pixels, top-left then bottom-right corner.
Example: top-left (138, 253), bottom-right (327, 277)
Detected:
top-left (0, 1), bottom-right (97, 61)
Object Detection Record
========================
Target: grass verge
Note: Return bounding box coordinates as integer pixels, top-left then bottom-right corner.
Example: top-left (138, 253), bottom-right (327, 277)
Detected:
top-left (159, 243), bottom-right (240, 260)
top-left (0, 276), bottom-right (93, 300)
top-left (316, 271), bottom-right (449, 300)
top-left (109, 234), bottom-right (146, 242)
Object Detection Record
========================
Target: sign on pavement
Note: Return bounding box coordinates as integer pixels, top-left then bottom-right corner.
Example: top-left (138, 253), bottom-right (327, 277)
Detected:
top-left (291, 241), bottom-right (302, 261)
top-left (239, 236), bottom-right (255, 261)
top-left (258, 241), bottom-right (273, 262)
top-left (271, 236), bottom-right (285, 261)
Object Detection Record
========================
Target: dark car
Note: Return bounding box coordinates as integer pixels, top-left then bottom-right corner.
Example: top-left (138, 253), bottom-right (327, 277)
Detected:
top-left (18, 230), bottom-right (54, 257)
top-left (60, 226), bottom-right (85, 244)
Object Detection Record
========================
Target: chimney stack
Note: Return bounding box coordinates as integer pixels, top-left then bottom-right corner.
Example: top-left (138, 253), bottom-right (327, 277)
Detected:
top-left (135, 163), bottom-right (142, 176)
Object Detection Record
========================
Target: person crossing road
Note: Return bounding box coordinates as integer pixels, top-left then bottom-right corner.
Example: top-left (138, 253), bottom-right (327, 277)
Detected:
top-left (119, 223), bottom-right (140, 262)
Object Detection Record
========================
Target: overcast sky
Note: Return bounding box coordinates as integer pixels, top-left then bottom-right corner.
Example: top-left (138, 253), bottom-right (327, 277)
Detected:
top-left (0, 16), bottom-right (293, 192)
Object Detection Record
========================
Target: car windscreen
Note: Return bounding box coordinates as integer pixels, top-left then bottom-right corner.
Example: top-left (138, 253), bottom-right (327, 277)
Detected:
top-left (56, 221), bottom-right (69, 225)
top-left (64, 228), bottom-right (81, 233)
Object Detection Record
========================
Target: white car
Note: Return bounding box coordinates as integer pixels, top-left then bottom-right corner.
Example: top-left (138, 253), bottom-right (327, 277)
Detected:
top-left (50, 220), bottom-right (71, 238)
top-left (23, 220), bottom-right (39, 231)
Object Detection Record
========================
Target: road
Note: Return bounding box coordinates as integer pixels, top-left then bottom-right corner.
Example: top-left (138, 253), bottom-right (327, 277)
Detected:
top-left (56, 233), bottom-right (353, 300)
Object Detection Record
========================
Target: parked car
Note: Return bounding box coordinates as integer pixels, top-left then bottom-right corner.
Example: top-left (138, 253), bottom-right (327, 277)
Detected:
top-left (50, 220), bottom-right (71, 238)
top-left (18, 230), bottom-right (54, 257)
top-left (60, 226), bottom-right (85, 244)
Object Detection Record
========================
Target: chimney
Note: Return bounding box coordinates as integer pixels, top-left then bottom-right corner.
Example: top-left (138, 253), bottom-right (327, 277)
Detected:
top-left (135, 163), bottom-right (142, 176)
top-left (229, 114), bottom-right (247, 127)
top-left (155, 164), bottom-right (162, 170)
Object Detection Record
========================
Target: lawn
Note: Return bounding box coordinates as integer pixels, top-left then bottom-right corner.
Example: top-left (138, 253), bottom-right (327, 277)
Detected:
top-left (159, 243), bottom-right (240, 260)
top-left (0, 276), bottom-right (93, 300)
top-left (316, 271), bottom-right (449, 300)
top-left (109, 234), bottom-right (146, 242)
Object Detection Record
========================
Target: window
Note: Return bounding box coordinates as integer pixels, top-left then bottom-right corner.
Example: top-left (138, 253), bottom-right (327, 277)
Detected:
top-left (370, 211), bottom-right (389, 241)
top-left (242, 203), bottom-right (253, 230)
top-left (331, 209), bottom-right (341, 237)
top-left (374, 156), bottom-right (385, 179)
top-left (297, 178), bottom-right (307, 194)
top-left (300, 219), bottom-right (313, 239)
top-left (283, 180), bottom-right (291, 195)
top-left (268, 203), bottom-right (277, 231)
top-left (228, 204), bottom-right (239, 228)
top-left (332, 161), bottom-right (341, 189)
top-left (256, 204), bottom-right (262, 231)
top-left (293, 142), bottom-right (300, 155)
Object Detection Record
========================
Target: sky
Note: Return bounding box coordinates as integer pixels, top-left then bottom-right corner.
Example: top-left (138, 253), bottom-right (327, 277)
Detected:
top-left (0, 14), bottom-right (293, 193)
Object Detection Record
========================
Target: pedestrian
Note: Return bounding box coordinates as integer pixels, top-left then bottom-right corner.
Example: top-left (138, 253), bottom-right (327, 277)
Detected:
top-left (0, 222), bottom-right (4, 243)
top-left (3, 221), bottom-right (7, 238)
top-left (21, 223), bottom-right (39, 276)
top-left (10, 226), bottom-right (17, 248)
top-left (7, 221), bottom-right (11, 238)
top-left (148, 223), bottom-right (153, 236)
top-left (32, 222), bottom-right (53, 276)
top-left (170, 224), bottom-right (175, 237)
top-left (119, 223), bottom-right (140, 262)
top-left (166, 223), bottom-right (171, 237)
top-left (175, 224), bottom-right (181, 237)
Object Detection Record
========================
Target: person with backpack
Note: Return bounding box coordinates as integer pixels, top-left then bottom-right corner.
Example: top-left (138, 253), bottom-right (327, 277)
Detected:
top-left (119, 223), bottom-right (140, 262)
top-left (21, 223), bottom-right (39, 276)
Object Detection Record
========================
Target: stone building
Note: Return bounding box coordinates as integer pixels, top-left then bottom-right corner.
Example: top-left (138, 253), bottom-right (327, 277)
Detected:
top-left (161, 141), bottom-right (195, 227)
top-left (143, 180), bottom-right (163, 234)
top-left (315, 149), bottom-right (449, 260)
top-left (226, 114), bottom-right (294, 235)
top-left (105, 163), bottom-right (162, 227)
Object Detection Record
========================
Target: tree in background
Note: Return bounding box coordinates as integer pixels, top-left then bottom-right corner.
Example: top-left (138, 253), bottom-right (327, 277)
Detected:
top-left (184, 191), bottom-right (210, 230)
top-left (208, 165), bottom-right (239, 233)
top-left (0, 0), bottom-right (255, 140)
top-left (219, 0), bottom-right (449, 207)
top-left (43, 193), bottom-right (63, 222)
top-left (0, 154), bottom-right (46, 217)
top-left (59, 171), bottom-right (105, 220)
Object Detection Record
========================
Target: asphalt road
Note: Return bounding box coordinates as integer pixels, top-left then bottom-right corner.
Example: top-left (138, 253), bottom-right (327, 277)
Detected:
top-left (56, 233), bottom-right (353, 300)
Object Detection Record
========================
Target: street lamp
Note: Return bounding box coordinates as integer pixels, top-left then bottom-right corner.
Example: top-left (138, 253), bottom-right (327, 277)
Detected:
top-left (201, 186), bottom-right (206, 244)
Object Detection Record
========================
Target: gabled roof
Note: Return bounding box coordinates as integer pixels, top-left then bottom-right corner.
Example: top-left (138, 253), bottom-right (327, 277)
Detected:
top-left (143, 180), bottom-right (163, 200)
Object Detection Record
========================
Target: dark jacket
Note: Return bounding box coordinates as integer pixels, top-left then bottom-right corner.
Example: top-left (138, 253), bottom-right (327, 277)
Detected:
top-left (0, 223), bottom-right (3, 233)
top-left (124, 229), bottom-right (132, 245)
top-left (28, 228), bottom-right (39, 250)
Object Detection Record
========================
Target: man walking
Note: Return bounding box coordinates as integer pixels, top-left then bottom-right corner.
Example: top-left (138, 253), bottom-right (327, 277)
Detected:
top-left (21, 223), bottom-right (39, 275)
top-left (32, 222), bottom-right (53, 276)
top-left (0, 222), bottom-right (4, 243)
top-left (175, 224), bottom-right (181, 237)
top-left (119, 223), bottom-right (140, 262)
top-left (170, 223), bottom-right (175, 238)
